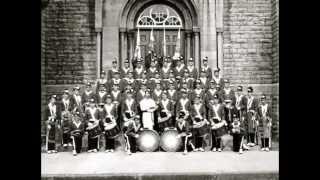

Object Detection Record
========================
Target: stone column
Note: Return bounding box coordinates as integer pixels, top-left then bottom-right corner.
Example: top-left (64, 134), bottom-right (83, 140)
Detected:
top-left (186, 31), bottom-right (192, 61)
top-left (127, 32), bottom-right (134, 69)
top-left (95, 0), bottom-right (103, 77)
top-left (216, 0), bottom-right (224, 76)
top-left (193, 27), bottom-right (200, 71)
top-left (200, 0), bottom-right (217, 71)
top-left (119, 28), bottom-right (127, 69)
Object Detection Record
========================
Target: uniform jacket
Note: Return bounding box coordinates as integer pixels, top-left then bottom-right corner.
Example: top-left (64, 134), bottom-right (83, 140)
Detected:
top-left (190, 103), bottom-right (207, 121)
top-left (175, 98), bottom-right (192, 116)
top-left (207, 103), bottom-right (225, 121)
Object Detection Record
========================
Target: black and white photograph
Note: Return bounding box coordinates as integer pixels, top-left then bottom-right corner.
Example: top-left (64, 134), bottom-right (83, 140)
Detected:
top-left (41, 0), bottom-right (279, 179)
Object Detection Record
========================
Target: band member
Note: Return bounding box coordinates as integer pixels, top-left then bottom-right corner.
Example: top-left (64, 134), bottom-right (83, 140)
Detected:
top-left (122, 113), bottom-right (141, 155)
top-left (167, 56), bottom-right (175, 69)
top-left (178, 81), bottom-right (192, 100)
top-left (205, 81), bottom-right (220, 107)
top-left (167, 81), bottom-right (179, 105)
top-left (199, 69), bottom-right (210, 90)
top-left (110, 83), bottom-right (122, 125)
top-left (121, 90), bottom-right (139, 124)
top-left (152, 81), bottom-right (163, 104)
top-left (187, 58), bottom-right (198, 79)
top-left (102, 94), bottom-right (119, 152)
top-left (60, 89), bottom-right (73, 147)
top-left (136, 82), bottom-right (147, 103)
top-left (70, 86), bottom-right (83, 115)
top-left (181, 69), bottom-right (194, 89)
top-left (85, 100), bottom-right (100, 153)
top-left (134, 59), bottom-right (145, 80)
top-left (82, 82), bottom-right (96, 110)
top-left (202, 57), bottom-right (212, 79)
top-left (147, 59), bottom-right (159, 79)
top-left (212, 69), bottom-right (225, 89)
top-left (231, 113), bottom-right (246, 154)
top-left (234, 86), bottom-right (249, 150)
top-left (70, 111), bottom-right (86, 156)
top-left (191, 80), bottom-right (206, 102)
top-left (45, 95), bottom-right (61, 154)
top-left (246, 86), bottom-right (259, 147)
top-left (257, 95), bottom-right (272, 152)
top-left (190, 95), bottom-right (208, 152)
top-left (148, 70), bottom-right (162, 91)
top-left (109, 71), bottom-right (122, 91)
top-left (208, 95), bottom-right (227, 152)
top-left (162, 70), bottom-right (178, 90)
top-left (136, 71), bottom-right (149, 90)
top-left (121, 71), bottom-right (137, 92)
top-left (221, 79), bottom-right (236, 129)
top-left (107, 58), bottom-right (119, 80)
top-left (139, 89), bottom-right (157, 130)
top-left (121, 59), bottom-right (131, 78)
top-left (96, 85), bottom-right (108, 104)
top-left (157, 90), bottom-right (174, 133)
top-left (95, 71), bottom-right (108, 94)
top-left (174, 57), bottom-right (185, 79)
top-left (176, 89), bottom-right (192, 119)
top-left (161, 58), bottom-right (171, 80)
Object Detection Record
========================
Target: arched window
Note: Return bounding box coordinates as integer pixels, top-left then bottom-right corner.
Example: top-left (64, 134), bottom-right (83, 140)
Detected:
top-left (136, 5), bottom-right (183, 29)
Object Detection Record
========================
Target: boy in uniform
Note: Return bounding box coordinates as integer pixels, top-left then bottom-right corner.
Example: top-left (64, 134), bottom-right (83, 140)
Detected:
top-left (187, 58), bottom-right (198, 79)
top-left (107, 58), bottom-right (119, 80)
top-left (257, 95), bottom-right (272, 151)
top-left (201, 57), bottom-right (212, 79)
top-left (70, 111), bottom-right (86, 156)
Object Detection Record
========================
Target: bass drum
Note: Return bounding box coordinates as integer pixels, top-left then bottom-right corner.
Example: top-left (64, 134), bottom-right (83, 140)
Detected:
top-left (137, 129), bottom-right (160, 152)
top-left (160, 128), bottom-right (182, 152)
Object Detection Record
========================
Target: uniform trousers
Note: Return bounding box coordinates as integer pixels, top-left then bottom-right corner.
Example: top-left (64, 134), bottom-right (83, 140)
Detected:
top-left (88, 137), bottom-right (98, 150)
top-left (211, 131), bottom-right (221, 149)
top-left (232, 133), bottom-right (243, 152)
top-left (63, 133), bottom-right (71, 144)
top-left (261, 138), bottom-right (270, 148)
top-left (74, 136), bottom-right (83, 153)
top-left (105, 135), bottom-right (115, 150)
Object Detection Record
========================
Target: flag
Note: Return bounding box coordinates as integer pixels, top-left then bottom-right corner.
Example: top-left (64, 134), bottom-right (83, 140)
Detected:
top-left (149, 28), bottom-right (155, 52)
top-left (163, 26), bottom-right (166, 56)
top-left (134, 28), bottom-right (141, 59)
top-left (173, 28), bottom-right (181, 60)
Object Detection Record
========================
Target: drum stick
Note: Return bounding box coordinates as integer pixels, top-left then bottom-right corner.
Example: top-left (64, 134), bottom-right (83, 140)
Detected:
top-left (72, 136), bottom-right (76, 155)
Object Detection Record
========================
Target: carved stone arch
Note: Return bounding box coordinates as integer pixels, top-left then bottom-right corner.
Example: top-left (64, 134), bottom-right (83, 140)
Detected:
top-left (119, 0), bottom-right (198, 31)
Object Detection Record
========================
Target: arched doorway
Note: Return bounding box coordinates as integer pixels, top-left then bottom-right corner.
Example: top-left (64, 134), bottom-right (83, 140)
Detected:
top-left (118, 0), bottom-right (199, 69)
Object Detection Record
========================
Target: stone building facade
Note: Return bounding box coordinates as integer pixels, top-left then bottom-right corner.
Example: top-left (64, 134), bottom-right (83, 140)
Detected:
top-left (41, 0), bottom-right (279, 140)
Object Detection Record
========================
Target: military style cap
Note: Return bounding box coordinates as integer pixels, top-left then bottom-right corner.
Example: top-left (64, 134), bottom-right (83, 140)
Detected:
top-left (86, 82), bottom-right (91, 87)
top-left (189, 58), bottom-right (193, 62)
top-left (203, 57), bottom-right (208, 61)
top-left (213, 94), bottom-right (219, 99)
top-left (63, 89), bottom-right (69, 94)
top-left (213, 68), bottom-right (220, 73)
top-left (124, 59), bottom-right (129, 63)
top-left (224, 79), bottom-right (230, 83)
top-left (145, 89), bottom-right (151, 93)
top-left (106, 94), bottom-right (112, 99)
top-left (215, 84), bottom-right (221, 88)
top-left (73, 86), bottom-right (80, 90)
top-left (98, 103), bottom-right (105, 106)
top-left (50, 94), bottom-right (57, 99)
top-left (237, 86), bottom-right (243, 91)
top-left (112, 58), bottom-right (117, 64)
top-left (184, 69), bottom-right (189, 73)
top-left (210, 80), bottom-right (215, 84)
top-left (101, 70), bottom-right (106, 75)
top-left (247, 86), bottom-right (253, 93)
top-left (169, 80), bottom-right (174, 84)
top-left (196, 79), bottom-right (201, 84)
top-left (179, 55), bottom-right (184, 60)
top-left (261, 94), bottom-right (266, 100)
top-left (155, 80), bottom-right (161, 84)
top-left (233, 113), bottom-right (238, 118)
top-left (180, 88), bottom-right (187, 93)
top-left (89, 98), bottom-right (95, 103)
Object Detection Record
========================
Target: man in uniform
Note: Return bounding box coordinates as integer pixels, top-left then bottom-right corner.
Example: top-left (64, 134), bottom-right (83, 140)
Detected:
top-left (70, 86), bottom-right (84, 115)
top-left (60, 89), bottom-right (73, 147)
top-left (190, 79), bottom-right (206, 102)
top-left (147, 59), bottom-right (159, 79)
top-left (121, 59), bottom-right (131, 78)
top-left (107, 58), bottom-right (119, 80)
top-left (45, 95), bottom-right (61, 154)
top-left (246, 86), bottom-right (259, 147)
top-left (202, 57), bottom-right (212, 79)
top-left (134, 59), bottom-right (145, 80)
top-left (95, 70), bottom-right (108, 94)
top-left (212, 69), bottom-right (225, 89)
top-left (84, 98), bottom-right (100, 153)
top-left (174, 57), bottom-right (186, 79)
top-left (257, 94), bottom-right (272, 151)
top-left (187, 58), bottom-right (198, 79)
top-left (157, 90), bottom-right (174, 133)
top-left (199, 69), bottom-right (210, 90)
top-left (82, 82), bottom-right (96, 111)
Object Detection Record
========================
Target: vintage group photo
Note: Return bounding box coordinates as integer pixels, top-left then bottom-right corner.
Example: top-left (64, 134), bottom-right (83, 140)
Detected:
top-left (41, 0), bottom-right (279, 179)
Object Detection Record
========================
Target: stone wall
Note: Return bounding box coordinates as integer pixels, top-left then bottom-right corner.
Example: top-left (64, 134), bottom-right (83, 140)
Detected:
top-left (223, 0), bottom-right (278, 139)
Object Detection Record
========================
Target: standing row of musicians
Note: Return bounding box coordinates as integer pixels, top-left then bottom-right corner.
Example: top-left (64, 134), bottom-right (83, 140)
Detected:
top-left (45, 56), bottom-right (272, 155)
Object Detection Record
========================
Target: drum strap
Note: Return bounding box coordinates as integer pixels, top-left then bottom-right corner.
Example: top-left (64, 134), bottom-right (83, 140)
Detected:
top-left (180, 99), bottom-right (188, 112)
top-left (89, 108), bottom-right (97, 120)
top-left (105, 104), bottom-right (114, 117)
top-left (212, 104), bottom-right (221, 121)
top-left (194, 104), bottom-right (202, 119)
top-left (161, 99), bottom-right (169, 112)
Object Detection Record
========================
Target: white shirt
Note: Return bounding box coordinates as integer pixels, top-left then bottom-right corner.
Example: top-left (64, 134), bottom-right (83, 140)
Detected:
top-left (105, 104), bottom-right (114, 116)
top-left (98, 91), bottom-right (106, 98)
top-left (154, 89), bottom-right (162, 97)
top-left (149, 67), bottom-right (157, 73)
top-left (111, 90), bottom-right (120, 99)
top-left (208, 89), bottom-right (217, 95)
top-left (195, 88), bottom-right (202, 95)
top-left (48, 103), bottom-right (56, 116)
top-left (168, 89), bottom-right (175, 97)
top-left (162, 66), bottom-right (170, 74)
top-left (62, 99), bottom-right (70, 110)
top-left (224, 88), bottom-right (231, 95)
top-left (187, 66), bottom-right (194, 73)
top-left (176, 64), bottom-right (185, 72)
top-left (135, 67), bottom-right (143, 75)
top-left (261, 104), bottom-right (268, 117)
top-left (194, 103), bottom-right (202, 118)
top-left (180, 98), bottom-right (189, 112)
top-left (200, 77), bottom-right (207, 85)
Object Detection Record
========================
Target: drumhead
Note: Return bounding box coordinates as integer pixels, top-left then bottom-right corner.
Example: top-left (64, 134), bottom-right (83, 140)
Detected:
top-left (137, 129), bottom-right (160, 152)
top-left (160, 129), bottom-right (182, 152)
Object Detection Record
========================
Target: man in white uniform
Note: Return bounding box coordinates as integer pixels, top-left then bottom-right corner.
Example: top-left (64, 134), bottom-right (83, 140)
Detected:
top-left (139, 89), bottom-right (157, 130)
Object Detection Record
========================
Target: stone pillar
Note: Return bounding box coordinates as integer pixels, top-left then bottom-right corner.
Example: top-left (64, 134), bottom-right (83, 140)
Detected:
top-left (193, 28), bottom-right (200, 71)
top-left (127, 32), bottom-right (134, 69)
top-left (216, 0), bottom-right (224, 76)
top-left (186, 31), bottom-right (192, 62)
top-left (95, 0), bottom-right (103, 78)
top-left (119, 28), bottom-right (127, 69)
top-left (200, 0), bottom-right (217, 71)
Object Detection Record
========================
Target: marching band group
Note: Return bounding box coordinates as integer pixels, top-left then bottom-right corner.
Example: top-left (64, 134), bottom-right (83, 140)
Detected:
top-left (45, 55), bottom-right (273, 156)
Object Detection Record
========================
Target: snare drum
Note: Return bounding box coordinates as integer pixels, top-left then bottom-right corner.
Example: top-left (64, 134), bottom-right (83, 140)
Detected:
top-left (137, 129), bottom-right (160, 152)
top-left (88, 126), bottom-right (102, 139)
top-left (211, 119), bottom-right (227, 137)
top-left (105, 125), bottom-right (121, 139)
top-left (160, 128), bottom-right (182, 152)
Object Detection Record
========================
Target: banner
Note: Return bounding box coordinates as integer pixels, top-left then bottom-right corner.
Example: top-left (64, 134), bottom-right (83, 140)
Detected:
top-left (134, 28), bottom-right (141, 59)
top-left (173, 28), bottom-right (181, 60)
